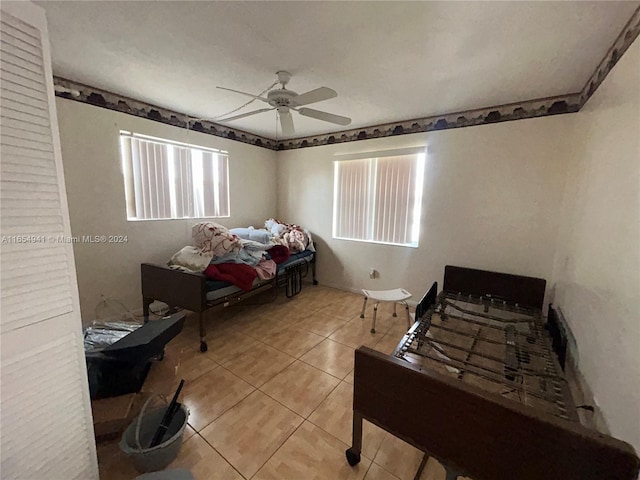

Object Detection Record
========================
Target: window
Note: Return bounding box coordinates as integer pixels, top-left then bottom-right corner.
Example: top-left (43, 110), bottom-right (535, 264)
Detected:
top-left (333, 148), bottom-right (425, 247)
top-left (120, 132), bottom-right (230, 220)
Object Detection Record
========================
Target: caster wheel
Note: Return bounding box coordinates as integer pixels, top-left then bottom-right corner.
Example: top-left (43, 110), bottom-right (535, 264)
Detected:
top-left (313, 280), bottom-right (318, 285)
top-left (200, 342), bottom-right (208, 353)
top-left (370, 328), bottom-right (376, 334)
top-left (345, 448), bottom-right (361, 466)
top-left (156, 349), bottom-right (165, 361)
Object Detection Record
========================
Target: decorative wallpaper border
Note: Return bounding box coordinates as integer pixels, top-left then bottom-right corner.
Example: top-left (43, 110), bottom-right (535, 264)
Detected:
top-left (53, 6), bottom-right (639, 152)
top-left (275, 94), bottom-right (581, 150)
top-left (578, 6), bottom-right (640, 107)
top-left (53, 77), bottom-right (277, 150)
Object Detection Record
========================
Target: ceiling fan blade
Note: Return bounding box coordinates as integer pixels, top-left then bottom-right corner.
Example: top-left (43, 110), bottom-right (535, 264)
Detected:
top-left (219, 108), bottom-right (274, 122)
top-left (216, 86), bottom-right (269, 103)
top-left (279, 110), bottom-right (295, 136)
top-left (291, 87), bottom-right (337, 106)
top-left (297, 107), bottom-right (351, 126)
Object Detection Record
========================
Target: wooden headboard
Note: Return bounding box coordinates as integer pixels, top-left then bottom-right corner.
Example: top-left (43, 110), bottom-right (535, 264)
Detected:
top-left (443, 265), bottom-right (546, 310)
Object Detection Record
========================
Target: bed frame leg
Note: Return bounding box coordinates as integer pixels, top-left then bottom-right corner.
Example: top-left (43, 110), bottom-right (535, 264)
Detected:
top-left (312, 257), bottom-right (318, 285)
top-left (143, 297), bottom-right (152, 323)
top-left (345, 411), bottom-right (363, 466)
top-left (413, 453), bottom-right (430, 480)
top-left (444, 467), bottom-right (461, 480)
top-left (199, 312), bottom-right (208, 353)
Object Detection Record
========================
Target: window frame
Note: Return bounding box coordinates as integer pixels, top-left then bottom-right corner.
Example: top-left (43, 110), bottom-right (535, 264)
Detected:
top-left (332, 147), bottom-right (426, 248)
top-left (119, 131), bottom-right (231, 222)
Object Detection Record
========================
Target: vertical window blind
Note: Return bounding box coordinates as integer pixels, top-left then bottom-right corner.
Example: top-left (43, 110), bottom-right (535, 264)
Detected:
top-left (333, 150), bottom-right (425, 247)
top-left (120, 133), bottom-right (230, 220)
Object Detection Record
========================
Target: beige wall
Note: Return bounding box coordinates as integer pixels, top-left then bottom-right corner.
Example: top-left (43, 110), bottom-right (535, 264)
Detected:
top-left (551, 39), bottom-right (640, 448)
top-left (56, 99), bottom-right (277, 322)
top-left (277, 116), bottom-right (575, 301)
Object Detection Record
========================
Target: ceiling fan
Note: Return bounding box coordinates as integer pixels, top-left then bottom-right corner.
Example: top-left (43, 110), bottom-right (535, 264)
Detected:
top-left (216, 71), bottom-right (351, 136)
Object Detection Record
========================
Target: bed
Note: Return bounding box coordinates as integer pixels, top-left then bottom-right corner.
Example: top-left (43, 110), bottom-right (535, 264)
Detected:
top-left (346, 265), bottom-right (639, 480)
top-left (141, 220), bottom-right (317, 353)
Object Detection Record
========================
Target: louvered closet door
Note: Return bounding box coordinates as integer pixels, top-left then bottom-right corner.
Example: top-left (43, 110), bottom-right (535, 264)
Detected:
top-left (0, 2), bottom-right (99, 479)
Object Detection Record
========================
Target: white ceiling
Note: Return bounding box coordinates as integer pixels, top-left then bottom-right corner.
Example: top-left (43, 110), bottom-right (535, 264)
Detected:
top-left (38, 1), bottom-right (638, 140)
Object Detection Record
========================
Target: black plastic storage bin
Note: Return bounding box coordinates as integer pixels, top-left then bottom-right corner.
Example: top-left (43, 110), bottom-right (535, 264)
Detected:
top-left (85, 313), bottom-right (185, 399)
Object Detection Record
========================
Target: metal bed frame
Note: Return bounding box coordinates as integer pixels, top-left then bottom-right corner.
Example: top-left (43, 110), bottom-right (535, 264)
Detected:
top-left (141, 252), bottom-right (316, 352)
top-left (346, 265), bottom-right (639, 480)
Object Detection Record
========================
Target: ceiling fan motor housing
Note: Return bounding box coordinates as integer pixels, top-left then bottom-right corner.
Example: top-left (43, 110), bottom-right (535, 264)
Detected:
top-left (267, 89), bottom-right (298, 108)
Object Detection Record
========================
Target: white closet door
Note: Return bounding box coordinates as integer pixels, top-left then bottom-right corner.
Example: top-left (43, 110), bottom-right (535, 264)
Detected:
top-left (0, 2), bottom-right (99, 479)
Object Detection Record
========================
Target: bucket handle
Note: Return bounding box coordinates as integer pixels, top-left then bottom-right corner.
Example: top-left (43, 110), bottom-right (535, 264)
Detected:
top-left (135, 393), bottom-right (167, 451)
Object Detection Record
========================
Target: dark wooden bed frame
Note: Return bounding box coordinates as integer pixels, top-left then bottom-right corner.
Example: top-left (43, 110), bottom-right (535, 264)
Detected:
top-left (347, 265), bottom-right (640, 480)
top-left (141, 252), bottom-right (316, 352)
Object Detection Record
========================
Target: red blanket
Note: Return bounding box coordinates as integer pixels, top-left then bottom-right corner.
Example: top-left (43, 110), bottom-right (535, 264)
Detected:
top-left (204, 263), bottom-right (257, 292)
top-left (267, 245), bottom-right (290, 264)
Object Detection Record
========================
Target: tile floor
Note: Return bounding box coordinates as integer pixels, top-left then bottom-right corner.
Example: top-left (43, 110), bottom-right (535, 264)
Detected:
top-left (96, 285), bottom-right (470, 480)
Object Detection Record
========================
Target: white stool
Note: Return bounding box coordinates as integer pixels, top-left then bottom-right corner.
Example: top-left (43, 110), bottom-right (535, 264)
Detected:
top-left (360, 288), bottom-right (412, 333)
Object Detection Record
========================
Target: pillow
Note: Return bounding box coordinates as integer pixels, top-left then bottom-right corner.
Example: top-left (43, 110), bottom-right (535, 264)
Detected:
top-left (230, 227), bottom-right (273, 245)
top-left (168, 246), bottom-right (213, 272)
top-left (304, 228), bottom-right (316, 252)
top-left (192, 222), bottom-right (242, 257)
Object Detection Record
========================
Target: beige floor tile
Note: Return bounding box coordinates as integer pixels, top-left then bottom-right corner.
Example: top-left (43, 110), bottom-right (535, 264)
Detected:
top-left (170, 325), bottom-right (201, 349)
top-left (308, 381), bottom-right (386, 459)
top-left (200, 390), bottom-right (303, 479)
top-left (262, 302), bottom-right (314, 324)
top-left (171, 346), bottom-right (219, 382)
top-left (386, 319), bottom-right (414, 341)
top-left (210, 312), bottom-right (263, 337)
top-left (316, 299), bottom-right (366, 321)
top-left (200, 330), bottom-right (258, 364)
top-left (261, 360), bottom-right (340, 417)
top-left (343, 369), bottom-right (355, 384)
top-left (168, 433), bottom-right (244, 480)
top-left (374, 433), bottom-right (425, 480)
top-left (365, 463), bottom-right (402, 480)
top-left (296, 286), bottom-right (359, 310)
top-left (184, 423), bottom-right (197, 441)
top-left (142, 362), bottom-right (181, 397)
top-left (261, 326), bottom-right (325, 357)
top-left (221, 341), bottom-right (295, 387)
top-left (329, 317), bottom-right (388, 349)
top-left (300, 339), bottom-right (355, 379)
top-left (96, 437), bottom-right (138, 480)
top-left (246, 313), bottom-right (305, 338)
top-left (297, 313), bottom-right (350, 337)
top-left (142, 344), bottom-right (217, 395)
top-left (373, 330), bottom-right (405, 355)
top-left (181, 366), bottom-right (254, 431)
top-left (253, 421), bottom-right (371, 480)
